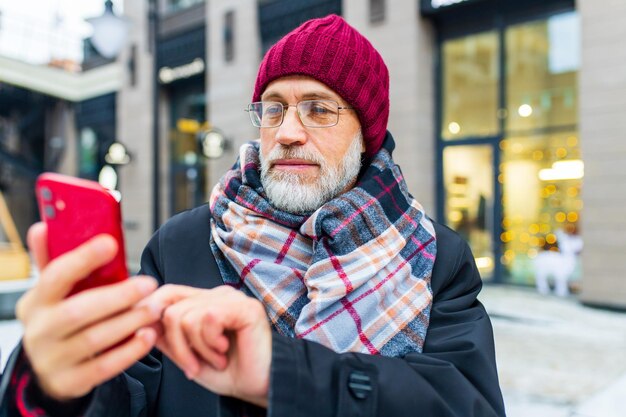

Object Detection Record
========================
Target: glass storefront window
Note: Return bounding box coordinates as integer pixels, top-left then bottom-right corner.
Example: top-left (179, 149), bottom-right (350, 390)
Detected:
top-left (442, 31), bottom-right (499, 140)
top-left (439, 10), bottom-right (580, 284)
top-left (506, 12), bottom-right (579, 133)
top-left (171, 126), bottom-right (206, 214)
top-left (169, 87), bottom-right (207, 215)
top-left (500, 132), bottom-right (583, 285)
top-left (501, 12), bottom-right (581, 286)
top-left (443, 145), bottom-right (495, 279)
top-left (167, 0), bottom-right (204, 13)
top-left (79, 128), bottom-right (99, 180)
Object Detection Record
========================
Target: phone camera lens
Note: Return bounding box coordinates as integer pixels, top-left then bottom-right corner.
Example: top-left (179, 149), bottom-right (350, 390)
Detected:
top-left (41, 187), bottom-right (52, 201)
top-left (44, 205), bottom-right (56, 219)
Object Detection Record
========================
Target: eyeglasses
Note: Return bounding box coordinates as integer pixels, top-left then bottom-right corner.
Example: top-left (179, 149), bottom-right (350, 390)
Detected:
top-left (245, 100), bottom-right (354, 128)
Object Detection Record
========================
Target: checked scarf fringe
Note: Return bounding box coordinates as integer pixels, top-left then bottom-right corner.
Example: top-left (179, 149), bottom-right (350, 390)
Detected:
top-left (208, 134), bottom-right (437, 357)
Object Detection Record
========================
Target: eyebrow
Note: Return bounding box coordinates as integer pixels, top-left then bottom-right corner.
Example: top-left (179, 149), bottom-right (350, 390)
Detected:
top-left (261, 90), bottom-right (339, 102)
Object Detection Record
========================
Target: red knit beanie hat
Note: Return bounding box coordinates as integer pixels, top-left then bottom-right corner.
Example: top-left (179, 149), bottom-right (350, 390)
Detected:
top-left (253, 14), bottom-right (389, 159)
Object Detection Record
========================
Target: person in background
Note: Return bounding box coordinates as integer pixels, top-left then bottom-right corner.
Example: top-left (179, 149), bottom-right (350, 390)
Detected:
top-left (0, 15), bottom-right (505, 417)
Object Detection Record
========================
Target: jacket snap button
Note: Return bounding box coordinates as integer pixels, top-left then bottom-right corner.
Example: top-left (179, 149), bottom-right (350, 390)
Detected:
top-left (348, 371), bottom-right (372, 400)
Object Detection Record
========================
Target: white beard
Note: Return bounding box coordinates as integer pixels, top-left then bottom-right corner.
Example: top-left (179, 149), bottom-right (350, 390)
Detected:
top-left (260, 131), bottom-right (364, 214)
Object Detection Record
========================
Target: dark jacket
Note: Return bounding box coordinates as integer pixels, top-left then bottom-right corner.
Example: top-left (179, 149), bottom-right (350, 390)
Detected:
top-left (1, 204), bottom-right (505, 417)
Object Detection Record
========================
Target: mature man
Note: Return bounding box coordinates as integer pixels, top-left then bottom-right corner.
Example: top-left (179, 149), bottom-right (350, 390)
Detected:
top-left (0, 15), bottom-right (505, 417)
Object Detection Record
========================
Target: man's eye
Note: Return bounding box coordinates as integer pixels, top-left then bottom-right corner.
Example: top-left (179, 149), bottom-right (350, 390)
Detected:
top-left (265, 106), bottom-right (283, 115)
top-left (311, 105), bottom-right (330, 114)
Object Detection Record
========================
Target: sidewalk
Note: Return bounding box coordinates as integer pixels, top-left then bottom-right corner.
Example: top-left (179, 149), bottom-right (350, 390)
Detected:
top-left (1, 284), bottom-right (625, 415)
top-left (480, 285), bottom-right (626, 417)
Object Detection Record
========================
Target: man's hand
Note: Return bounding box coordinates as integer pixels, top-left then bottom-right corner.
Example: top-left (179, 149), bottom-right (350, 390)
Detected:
top-left (16, 223), bottom-right (164, 401)
top-left (148, 285), bottom-right (272, 408)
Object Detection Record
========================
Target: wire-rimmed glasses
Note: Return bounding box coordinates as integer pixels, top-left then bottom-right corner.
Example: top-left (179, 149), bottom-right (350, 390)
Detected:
top-left (245, 100), bottom-right (354, 128)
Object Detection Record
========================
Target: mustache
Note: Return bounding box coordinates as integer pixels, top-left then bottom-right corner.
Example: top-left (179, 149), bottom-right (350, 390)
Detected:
top-left (264, 145), bottom-right (325, 166)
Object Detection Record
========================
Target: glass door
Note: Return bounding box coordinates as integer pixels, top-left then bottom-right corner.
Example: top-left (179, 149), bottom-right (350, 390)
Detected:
top-left (440, 30), bottom-right (500, 281)
top-left (443, 145), bottom-right (495, 279)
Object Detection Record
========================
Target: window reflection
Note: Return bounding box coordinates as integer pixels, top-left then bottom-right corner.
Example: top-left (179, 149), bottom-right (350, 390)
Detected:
top-left (442, 31), bottom-right (499, 140)
top-left (443, 146), bottom-right (494, 279)
top-left (167, 0), bottom-right (205, 13)
top-left (506, 13), bottom-right (579, 133)
top-left (501, 133), bottom-right (583, 285)
top-left (169, 89), bottom-right (207, 215)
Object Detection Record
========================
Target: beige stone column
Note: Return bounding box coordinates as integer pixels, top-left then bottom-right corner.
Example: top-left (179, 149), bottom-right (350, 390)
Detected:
top-left (578, 0), bottom-right (626, 308)
top-left (206, 0), bottom-right (260, 192)
top-left (116, 0), bottom-right (156, 268)
top-left (343, 0), bottom-right (436, 213)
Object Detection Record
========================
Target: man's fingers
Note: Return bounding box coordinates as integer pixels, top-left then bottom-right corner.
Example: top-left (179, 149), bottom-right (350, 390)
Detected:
top-left (27, 222), bottom-right (49, 270)
top-left (17, 231), bottom-right (122, 324)
top-left (35, 234), bottom-right (119, 303)
top-left (15, 290), bottom-right (35, 324)
top-left (155, 338), bottom-right (177, 369)
top-left (153, 286), bottom-right (262, 379)
top-left (161, 303), bottom-right (201, 378)
top-left (62, 300), bottom-right (163, 364)
top-left (146, 322), bottom-right (164, 339)
top-left (200, 313), bottom-right (230, 354)
top-left (155, 336), bottom-right (199, 379)
top-left (141, 284), bottom-right (201, 309)
top-left (44, 277), bottom-right (159, 338)
top-left (195, 287), bottom-right (261, 332)
top-left (45, 328), bottom-right (158, 400)
top-left (184, 313), bottom-right (228, 370)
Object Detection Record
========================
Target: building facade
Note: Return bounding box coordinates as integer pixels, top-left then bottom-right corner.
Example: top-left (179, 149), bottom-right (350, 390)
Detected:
top-left (577, 0), bottom-right (626, 307)
top-left (3, 0), bottom-right (619, 306)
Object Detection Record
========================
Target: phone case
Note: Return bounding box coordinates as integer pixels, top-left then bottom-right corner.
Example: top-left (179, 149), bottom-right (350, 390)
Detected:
top-left (36, 173), bottom-right (128, 296)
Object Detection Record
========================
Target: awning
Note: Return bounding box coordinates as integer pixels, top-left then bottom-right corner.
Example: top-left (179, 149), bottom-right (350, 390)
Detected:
top-left (0, 55), bottom-right (122, 102)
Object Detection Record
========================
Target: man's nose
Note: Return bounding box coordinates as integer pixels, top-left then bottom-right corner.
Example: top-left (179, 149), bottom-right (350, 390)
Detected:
top-left (274, 106), bottom-right (308, 146)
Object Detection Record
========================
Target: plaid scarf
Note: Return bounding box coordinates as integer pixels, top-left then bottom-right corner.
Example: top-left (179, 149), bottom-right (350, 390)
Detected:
top-left (208, 134), bottom-right (436, 357)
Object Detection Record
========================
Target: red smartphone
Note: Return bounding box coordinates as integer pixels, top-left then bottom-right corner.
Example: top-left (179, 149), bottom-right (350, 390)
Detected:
top-left (36, 173), bottom-right (128, 297)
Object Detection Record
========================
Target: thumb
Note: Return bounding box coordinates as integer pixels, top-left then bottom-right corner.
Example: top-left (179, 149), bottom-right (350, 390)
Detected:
top-left (27, 222), bottom-right (49, 270)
